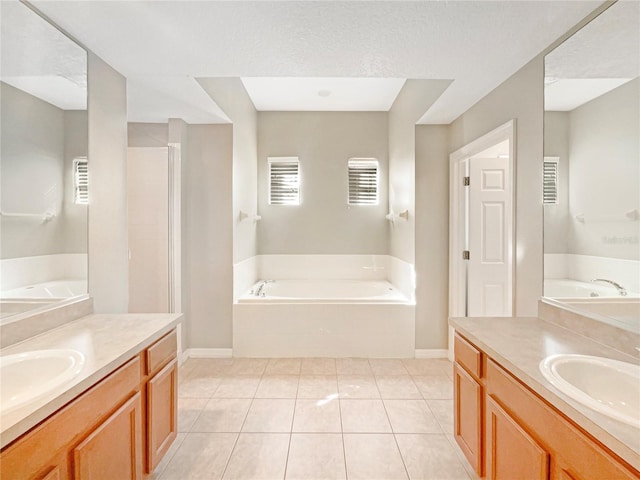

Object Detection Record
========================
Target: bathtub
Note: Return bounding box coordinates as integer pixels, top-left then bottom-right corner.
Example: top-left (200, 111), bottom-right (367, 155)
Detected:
top-left (543, 279), bottom-right (637, 299)
top-left (233, 278), bottom-right (415, 357)
top-left (238, 279), bottom-right (408, 304)
top-left (1, 279), bottom-right (87, 300)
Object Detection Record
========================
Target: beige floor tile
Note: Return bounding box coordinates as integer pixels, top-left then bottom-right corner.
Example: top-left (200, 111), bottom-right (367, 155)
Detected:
top-left (159, 432), bottom-right (237, 480)
top-left (300, 358), bottom-right (337, 375)
top-left (343, 434), bottom-right (408, 480)
top-left (265, 358), bottom-right (302, 375)
top-left (255, 375), bottom-right (299, 398)
top-left (337, 375), bottom-right (380, 399)
top-left (179, 376), bottom-right (223, 398)
top-left (191, 398), bottom-right (252, 433)
top-left (402, 359), bottom-right (450, 376)
top-left (213, 376), bottom-right (261, 398)
top-left (336, 358), bottom-right (372, 375)
top-left (292, 398), bottom-right (341, 433)
top-left (178, 398), bottom-right (208, 432)
top-left (223, 433), bottom-right (290, 480)
top-left (384, 400), bottom-right (442, 434)
top-left (369, 359), bottom-right (409, 376)
top-left (286, 434), bottom-right (346, 480)
top-left (149, 433), bottom-right (186, 479)
top-left (297, 375), bottom-right (339, 399)
top-left (340, 399), bottom-right (391, 433)
top-left (413, 375), bottom-right (453, 399)
top-left (242, 399), bottom-right (295, 433)
top-left (186, 358), bottom-right (234, 377)
top-left (375, 376), bottom-right (422, 399)
top-left (428, 399), bottom-right (455, 434)
top-left (446, 434), bottom-right (479, 479)
top-left (397, 434), bottom-right (470, 480)
top-left (228, 358), bottom-right (268, 375)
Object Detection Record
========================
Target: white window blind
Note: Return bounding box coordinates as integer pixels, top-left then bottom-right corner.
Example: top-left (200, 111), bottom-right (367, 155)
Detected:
top-left (74, 157), bottom-right (89, 205)
top-left (269, 157), bottom-right (300, 205)
top-left (348, 158), bottom-right (378, 205)
top-left (543, 157), bottom-right (559, 205)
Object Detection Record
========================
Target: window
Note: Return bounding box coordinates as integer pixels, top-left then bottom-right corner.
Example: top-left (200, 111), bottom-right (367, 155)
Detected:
top-left (543, 156), bottom-right (559, 204)
top-left (348, 158), bottom-right (378, 205)
top-left (269, 157), bottom-right (300, 205)
top-left (74, 157), bottom-right (89, 205)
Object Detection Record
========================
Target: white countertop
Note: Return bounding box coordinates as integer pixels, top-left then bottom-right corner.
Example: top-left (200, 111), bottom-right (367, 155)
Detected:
top-left (0, 313), bottom-right (182, 449)
top-left (450, 316), bottom-right (640, 472)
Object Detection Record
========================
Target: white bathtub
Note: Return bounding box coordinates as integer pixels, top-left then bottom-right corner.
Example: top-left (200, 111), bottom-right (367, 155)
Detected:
top-left (543, 279), bottom-right (638, 299)
top-left (1, 279), bottom-right (87, 300)
top-left (233, 278), bottom-right (415, 357)
top-left (238, 279), bottom-right (408, 304)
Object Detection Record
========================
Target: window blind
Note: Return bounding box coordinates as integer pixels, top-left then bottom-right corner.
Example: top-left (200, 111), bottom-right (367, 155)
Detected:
top-left (543, 157), bottom-right (559, 204)
top-left (348, 158), bottom-right (378, 205)
top-left (269, 157), bottom-right (300, 205)
top-left (74, 157), bottom-right (89, 205)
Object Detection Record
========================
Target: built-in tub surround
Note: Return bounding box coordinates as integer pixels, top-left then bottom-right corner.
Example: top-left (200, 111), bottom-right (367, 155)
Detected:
top-left (0, 312), bottom-right (182, 448)
top-left (233, 255), bottom-right (416, 357)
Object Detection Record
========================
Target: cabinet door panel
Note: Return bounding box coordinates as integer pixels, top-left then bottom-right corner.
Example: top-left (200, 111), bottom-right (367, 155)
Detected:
top-left (73, 393), bottom-right (143, 480)
top-left (486, 396), bottom-right (550, 480)
top-left (454, 362), bottom-right (483, 475)
top-left (147, 358), bottom-right (178, 472)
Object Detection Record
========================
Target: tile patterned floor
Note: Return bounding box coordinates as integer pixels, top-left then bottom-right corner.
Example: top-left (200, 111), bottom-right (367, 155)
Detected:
top-left (152, 358), bottom-right (478, 480)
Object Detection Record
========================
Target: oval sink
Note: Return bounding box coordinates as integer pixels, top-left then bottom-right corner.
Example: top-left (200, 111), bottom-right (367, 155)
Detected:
top-left (539, 354), bottom-right (640, 428)
top-left (1, 349), bottom-right (85, 414)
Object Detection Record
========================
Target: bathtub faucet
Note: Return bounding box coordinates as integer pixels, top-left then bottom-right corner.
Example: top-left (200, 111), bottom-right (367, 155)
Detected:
top-left (254, 279), bottom-right (275, 297)
top-left (591, 278), bottom-right (627, 296)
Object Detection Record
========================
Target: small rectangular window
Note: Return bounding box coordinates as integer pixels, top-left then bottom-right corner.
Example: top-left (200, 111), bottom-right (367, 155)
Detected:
top-left (269, 156), bottom-right (300, 205)
top-left (348, 158), bottom-right (378, 205)
top-left (74, 157), bottom-right (89, 205)
top-left (543, 156), bottom-right (559, 205)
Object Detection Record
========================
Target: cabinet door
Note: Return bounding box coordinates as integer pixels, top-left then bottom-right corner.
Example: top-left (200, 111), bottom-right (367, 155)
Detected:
top-left (454, 362), bottom-right (483, 475)
top-left (147, 358), bottom-right (178, 472)
top-left (486, 396), bottom-right (550, 480)
top-left (73, 393), bottom-right (143, 480)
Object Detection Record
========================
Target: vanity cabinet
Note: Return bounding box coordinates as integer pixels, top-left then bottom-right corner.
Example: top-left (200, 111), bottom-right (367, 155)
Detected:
top-left (0, 328), bottom-right (178, 480)
top-left (454, 332), bottom-right (639, 480)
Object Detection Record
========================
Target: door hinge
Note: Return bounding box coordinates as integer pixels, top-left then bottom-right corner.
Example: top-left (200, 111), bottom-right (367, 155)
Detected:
top-left (463, 176), bottom-right (470, 186)
top-left (463, 250), bottom-right (470, 260)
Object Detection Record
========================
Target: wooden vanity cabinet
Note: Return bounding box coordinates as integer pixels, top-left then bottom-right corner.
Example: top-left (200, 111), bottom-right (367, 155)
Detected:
top-left (454, 332), bottom-right (639, 480)
top-left (0, 328), bottom-right (178, 480)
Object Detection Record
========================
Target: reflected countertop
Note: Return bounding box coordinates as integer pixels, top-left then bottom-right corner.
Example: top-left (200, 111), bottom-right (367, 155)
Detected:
top-left (0, 313), bottom-right (182, 449)
top-left (450, 316), bottom-right (640, 472)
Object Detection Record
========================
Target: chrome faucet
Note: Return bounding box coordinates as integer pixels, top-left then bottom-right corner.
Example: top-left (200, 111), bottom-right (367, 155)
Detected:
top-left (254, 279), bottom-right (275, 297)
top-left (591, 278), bottom-right (627, 296)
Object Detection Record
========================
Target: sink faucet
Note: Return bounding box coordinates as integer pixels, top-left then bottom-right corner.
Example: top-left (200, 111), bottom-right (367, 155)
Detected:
top-left (591, 279), bottom-right (627, 296)
top-left (254, 279), bottom-right (275, 297)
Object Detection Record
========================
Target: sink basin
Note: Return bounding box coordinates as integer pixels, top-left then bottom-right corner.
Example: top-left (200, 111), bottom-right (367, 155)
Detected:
top-left (539, 354), bottom-right (640, 428)
top-left (1, 349), bottom-right (85, 414)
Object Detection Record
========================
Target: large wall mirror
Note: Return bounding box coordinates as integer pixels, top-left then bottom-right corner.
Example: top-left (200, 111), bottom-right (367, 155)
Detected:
top-left (543, 1), bottom-right (639, 332)
top-left (1, 1), bottom-right (88, 320)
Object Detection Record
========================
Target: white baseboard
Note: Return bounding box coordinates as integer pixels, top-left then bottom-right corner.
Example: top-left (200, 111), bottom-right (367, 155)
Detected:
top-left (415, 349), bottom-right (449, 359)
top-left (183, 348), bottom-right (233, 361)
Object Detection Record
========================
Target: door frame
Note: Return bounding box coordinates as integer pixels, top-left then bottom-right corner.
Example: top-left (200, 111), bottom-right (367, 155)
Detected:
top-left (448, 120), bottom-right (516, 355)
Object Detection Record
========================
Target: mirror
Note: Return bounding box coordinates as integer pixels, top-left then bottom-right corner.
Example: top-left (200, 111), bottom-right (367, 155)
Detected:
top-left (543, 1), bottom-right (639, 332)
top-left (1, 1), bottom-right (88, 320)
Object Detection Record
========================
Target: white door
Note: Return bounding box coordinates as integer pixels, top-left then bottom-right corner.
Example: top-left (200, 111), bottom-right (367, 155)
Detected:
top-left (127, 147), bottom-right (169, 313)
top-left (467, 157), bottom-right (511, 316)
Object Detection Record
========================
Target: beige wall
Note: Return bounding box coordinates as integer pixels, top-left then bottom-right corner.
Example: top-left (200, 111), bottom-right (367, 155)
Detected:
top-left (186, 124), bottom-right (234, 348)
top-left (128, 122), bottom-right (168, 148)
top-left (257, 111), bottom-right (389, 254)
top-left (87, 52), bottom-right (129, 313)
top-left (415, 125), bottom-right (450, 349)
top-left (449, 56), bottom-right (545, 317)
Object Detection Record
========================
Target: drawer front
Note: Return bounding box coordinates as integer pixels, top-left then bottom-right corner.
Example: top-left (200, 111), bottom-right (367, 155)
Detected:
top-left (454, 333), bottom-right (483, 379)
top-left (146, 329), bottom-right (177, 376)
top-left (486, 359), bottom-right (638, 480)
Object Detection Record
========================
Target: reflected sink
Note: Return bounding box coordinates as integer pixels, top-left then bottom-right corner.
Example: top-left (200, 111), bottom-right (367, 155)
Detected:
top-left (539, 354), bottom-right (640, 428)
top-left (0, 349), bottom-right (85, 414)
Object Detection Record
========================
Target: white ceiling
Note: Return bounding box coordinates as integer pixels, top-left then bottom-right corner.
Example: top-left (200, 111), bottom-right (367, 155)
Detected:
top-left (29, 0), bottom-right (603, 124)
top-left (544, 78), bottom-right (633, 111)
